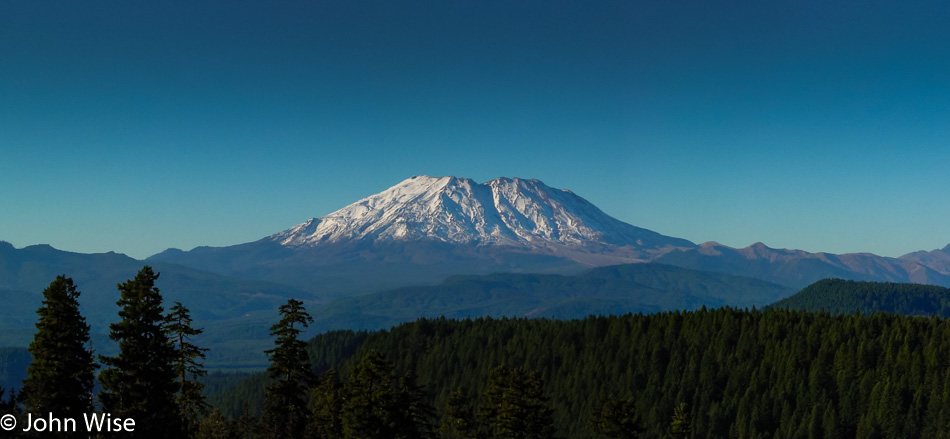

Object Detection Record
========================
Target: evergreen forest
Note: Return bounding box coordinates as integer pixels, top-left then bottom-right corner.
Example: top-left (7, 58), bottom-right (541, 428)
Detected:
top-left (9, 269), bottom-right (950, 438)
top-left (771, 278), bottom-right (950, 317)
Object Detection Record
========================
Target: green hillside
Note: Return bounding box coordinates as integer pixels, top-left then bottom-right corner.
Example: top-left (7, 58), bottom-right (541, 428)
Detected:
top-left (305, 263), bottom-right (793, 333)
top-left (771, 278), bottom-right (950, 316)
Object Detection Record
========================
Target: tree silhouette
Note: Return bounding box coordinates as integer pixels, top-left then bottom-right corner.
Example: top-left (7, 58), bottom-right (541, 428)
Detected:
top-left (99, 266), bottom-right (180, 438)
top-left (480, 365), bottom-right (556, 439)
top-left (166, 301), bottom-right (210, 435)
top-left (20, 275), bottom-right (97, 431)
top-left (260, 298), bottom-right (314, 439)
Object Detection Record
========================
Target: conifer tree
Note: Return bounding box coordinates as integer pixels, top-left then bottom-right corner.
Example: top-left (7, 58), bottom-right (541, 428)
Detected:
top-left (194, 409), bottom-right (230, 439)
top-left (440, 387), bottom-right (477, 439)
top-left (590, 394), bottom-right (642, 439)
top-left (479, 365), bottom-right (556, 439)
top-left (308, 369), bottom-right (344, 439)
top-left (0, 387), bottom-right (20, 439)
top-left (260, 298), bottom-right (314, 439)
top-left (99, 266), bottom-right (180, 438)
top-left (342, 351), bottom-right (399, 439)
top-left (667, 402), bottom-right (692, 439)
top-left (0, 386), bottom-right (18, 418)
top-left (341, 351), bottom-right (435, 439)
top-left (395, 369), bottom-right (436, 439)
top-left (232, 403), bottom-right (259, 439)
top-left (20, 276), bottom-right (97, 428)
top-left (166, 301), bottom-right (210, 435)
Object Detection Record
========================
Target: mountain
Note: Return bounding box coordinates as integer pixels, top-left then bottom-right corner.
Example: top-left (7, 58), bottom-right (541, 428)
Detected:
top-left (0, 241), bottom-right (317, 368)
top-left (771, 278), bottom-right (950, 317)
top-left (150, 176), bottom-right (696, 297)
top-left (149, 175), bottom-right (950, 295)
top-left (12, 174), bottom-right (950, 373)
top-left (272, 176), bottom-right (693, 254)
top-left (304, 263), bottom-right (793, 334)
top-left (653, 241), bottom-right (950, 289)
top-left (900, 245), bottom-right (950, 274)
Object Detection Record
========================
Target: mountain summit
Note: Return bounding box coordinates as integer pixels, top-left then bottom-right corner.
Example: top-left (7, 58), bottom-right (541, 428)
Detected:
top-left (149, 176), bottom-right (695, 295)
top-left (271, 176), bottom-right (693, 256)
top-left (147, 175), bottom-right (950, 294)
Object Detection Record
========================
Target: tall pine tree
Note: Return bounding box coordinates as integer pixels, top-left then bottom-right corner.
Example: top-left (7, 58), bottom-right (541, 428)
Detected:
top-left (341, 351), bottom-right (435, 439)
top-left (166, 301), bottom-right (210, 436)
top-left (99, 266), bottom-right (180, 438)
top-left (590, 394), bottom-right (643, 439)
top-left (260, 298), bottom-right (314, 439)
top-left (667, 402), bottom-right (692, 439)
top-left (20, 275), bottom-right (97, 430)
top-left (308, 370), bottom-right (344, 439)
top-left (440, 387), bottom-right (477, 439)
top-left (479, 365), bottom-right (557, 439)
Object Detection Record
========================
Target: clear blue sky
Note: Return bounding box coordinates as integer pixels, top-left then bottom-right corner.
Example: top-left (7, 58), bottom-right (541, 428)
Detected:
top-left (2, 1), bottom-right (950, 259)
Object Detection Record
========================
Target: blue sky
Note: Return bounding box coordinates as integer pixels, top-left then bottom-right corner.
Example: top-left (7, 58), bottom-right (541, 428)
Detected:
top-left (2, 1), bottom-right (950, 259)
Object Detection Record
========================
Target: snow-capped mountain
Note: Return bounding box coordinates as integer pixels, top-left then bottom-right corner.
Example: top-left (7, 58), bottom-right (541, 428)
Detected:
top-left (148, 176), bottom-right (695, 296)
top-left (270, 175), bottom-right (693, 257)
top-left (146, 174), bottom-right (950, 296)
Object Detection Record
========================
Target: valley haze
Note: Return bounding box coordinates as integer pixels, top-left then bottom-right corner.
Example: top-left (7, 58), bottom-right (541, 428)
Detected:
top-left (5, 175), bottom-right (950, 368)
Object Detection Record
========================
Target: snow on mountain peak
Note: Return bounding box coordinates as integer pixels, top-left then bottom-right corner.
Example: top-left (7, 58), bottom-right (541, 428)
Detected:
top-left (270, 176), bottom-right (693, 253)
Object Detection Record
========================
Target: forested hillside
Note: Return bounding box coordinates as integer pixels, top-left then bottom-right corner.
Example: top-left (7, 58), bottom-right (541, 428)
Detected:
top-left (305, 263), bottom-right (792, 333)
top-left (212, 308), bottom-right (950, 438)
top-left (771, 278), bottom-right (950, 316)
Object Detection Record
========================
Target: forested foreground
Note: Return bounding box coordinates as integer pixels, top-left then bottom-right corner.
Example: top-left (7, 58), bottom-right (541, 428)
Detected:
top-left (213, 308), bottom-right (950, 439)
top-left (14, 267), bottom-right (950, 438)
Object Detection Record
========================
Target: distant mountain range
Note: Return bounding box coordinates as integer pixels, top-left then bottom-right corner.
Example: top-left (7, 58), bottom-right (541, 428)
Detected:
top-left (6, 175), bottom-right (950, 368)
top-left (0, 242), bottom-right (786, 369)
top-left (148, 175), bottom-right (950, 293)
top-left (0, 241), bottom-right (317, 368)
top-left (654, 241), bottom-right (950, 288)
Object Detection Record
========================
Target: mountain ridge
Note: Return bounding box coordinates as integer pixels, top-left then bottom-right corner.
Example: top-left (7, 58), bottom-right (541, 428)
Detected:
top-left (9, 175), bottom-right (950, 368)
top-left (0, 242), bottom-right (319, 368)
top-left (144, 175), bottom-right (950, 293)
top-left (655, 240), bottom-right (950, 288)
top-left (302, 262), bottom-right (793, 334)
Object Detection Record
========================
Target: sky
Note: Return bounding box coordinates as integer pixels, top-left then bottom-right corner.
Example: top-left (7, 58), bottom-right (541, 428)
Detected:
top-left (2, 1), bottom-right (950, 260)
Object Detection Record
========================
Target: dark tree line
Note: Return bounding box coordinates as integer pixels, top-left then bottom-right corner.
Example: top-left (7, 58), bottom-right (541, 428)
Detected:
top-left (23, 271), bottom-right (950, 438)
top-left (11, 267), bottom-right (209, 438)
top-left (212, 307), bottom-right (950, 438)
top-left (174, 299), bottom-right (560, 439)
top-left (20, 275), bottom-right (96, 428)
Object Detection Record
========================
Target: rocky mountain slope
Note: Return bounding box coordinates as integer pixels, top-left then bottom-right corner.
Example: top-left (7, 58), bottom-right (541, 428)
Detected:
top-left (150, 176), bottom-right (696, 296)
top-left (272, 176), bottom-right (693, 256)
top-left (149, 176), bottom-right (950, 293)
